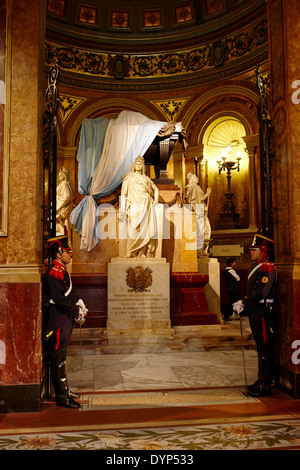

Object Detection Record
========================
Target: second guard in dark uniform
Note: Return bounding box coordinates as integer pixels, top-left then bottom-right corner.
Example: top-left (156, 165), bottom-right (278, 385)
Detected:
top-left (224, 258), bottom-right (240, 320)
top-left (233, 234), bottom-right (277, 397)
top-left (43, 236), bottom-right (88, 409)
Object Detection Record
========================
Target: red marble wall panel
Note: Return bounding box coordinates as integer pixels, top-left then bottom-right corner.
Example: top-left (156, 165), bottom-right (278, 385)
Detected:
top-left (72, 273), bottom-right (219, 328)
top-left (0, 283), bottom-right (42, 385)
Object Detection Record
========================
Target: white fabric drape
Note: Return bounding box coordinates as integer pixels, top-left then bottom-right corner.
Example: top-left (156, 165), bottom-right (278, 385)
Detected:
top-left (71, 111), bottom-right (166, 251)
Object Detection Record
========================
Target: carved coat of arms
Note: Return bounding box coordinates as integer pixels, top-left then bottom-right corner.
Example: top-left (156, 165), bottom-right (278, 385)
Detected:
top-left (126, 266), bottom-right (153, 292)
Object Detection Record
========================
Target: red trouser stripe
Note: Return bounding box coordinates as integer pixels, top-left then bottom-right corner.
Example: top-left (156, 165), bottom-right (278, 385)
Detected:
top-left (261, 318), bottom-right (267, 344)
top-left (55, 328), bottom-right (61, 350)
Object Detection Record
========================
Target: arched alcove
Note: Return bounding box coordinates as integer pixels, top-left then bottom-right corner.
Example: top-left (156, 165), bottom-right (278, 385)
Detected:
top-left (59, 97), bottom-right (167, 148)
top-left (202, 116), bottom-right (249, 230)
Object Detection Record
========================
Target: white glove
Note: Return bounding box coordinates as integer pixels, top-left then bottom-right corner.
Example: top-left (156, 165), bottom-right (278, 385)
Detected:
top-left (232, 300), bottom-right (244, 315)
top-left (75, 299), bottom-right (88, 325)
top-left (76, 298), bottom-right (86, 309)
top-left (75, 311), bottom-right (86, 326)
top-left (76, 299), bottom-right (88, 316)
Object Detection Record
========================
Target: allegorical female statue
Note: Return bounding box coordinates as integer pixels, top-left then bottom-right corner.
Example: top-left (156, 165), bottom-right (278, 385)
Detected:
top-left (185, 172), bottom-right (211, 254)
top-left (120, 156), bottom-right (159, 258)
top-left (56, 167), bottom-right (74, 236)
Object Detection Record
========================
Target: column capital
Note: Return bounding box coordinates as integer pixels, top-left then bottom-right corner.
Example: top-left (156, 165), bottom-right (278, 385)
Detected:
top-left (242, 134), bottom-right (260, 153)
top-left (186, 144), bottom-right (204, 160)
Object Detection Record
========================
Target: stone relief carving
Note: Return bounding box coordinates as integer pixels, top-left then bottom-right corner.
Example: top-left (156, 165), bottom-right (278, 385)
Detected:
top-left (126, 266), bottom-right (153, 292)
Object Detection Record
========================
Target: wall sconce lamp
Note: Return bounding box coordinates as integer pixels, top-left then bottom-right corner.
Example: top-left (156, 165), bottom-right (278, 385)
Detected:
top-left (216, 146), bottom-right (242, 227)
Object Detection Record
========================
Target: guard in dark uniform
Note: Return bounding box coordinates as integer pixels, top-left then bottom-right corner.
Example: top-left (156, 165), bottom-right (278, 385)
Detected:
top-left (42, 236), bottom-right (87, 409)
top-left (233, 234), bottom-right (277, 397)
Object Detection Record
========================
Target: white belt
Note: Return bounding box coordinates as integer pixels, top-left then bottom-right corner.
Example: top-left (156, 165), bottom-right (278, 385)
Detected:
top-left (259, 299), bottom-right (274, 303)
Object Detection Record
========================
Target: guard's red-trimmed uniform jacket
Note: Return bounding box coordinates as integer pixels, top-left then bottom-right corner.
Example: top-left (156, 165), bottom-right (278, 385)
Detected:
top-left (243, 260), bottom-right (276, 309)
top-left (42, 260), bottom-right (80, 343)
top-left (242, 259), bottom-right (277, 345)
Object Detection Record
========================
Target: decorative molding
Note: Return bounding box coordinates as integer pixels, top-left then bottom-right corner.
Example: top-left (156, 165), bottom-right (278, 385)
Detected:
top-left (150, 98), bottom-right (190, 121)
top-left (58, 94), bottom-right (86, 125)
top-left (0, 264), bottom-right (44, 283)
top-left (45, 18), bottom-right (267, 85)
top-left (49, 50), bottom-right (268, 92)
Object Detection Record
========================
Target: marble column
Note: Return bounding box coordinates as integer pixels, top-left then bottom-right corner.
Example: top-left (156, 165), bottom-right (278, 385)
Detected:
top-left (242, 134), bottom-right (259, 230)
top-left (267, 0), bottom-right (300, 397)
top-left (0, 0), bottom-right (45, 412)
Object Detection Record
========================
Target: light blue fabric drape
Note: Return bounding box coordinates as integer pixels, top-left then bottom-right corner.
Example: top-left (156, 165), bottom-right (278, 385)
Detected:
top-left (70, 117), bottom-right (109, 238)
top-left (77, 117), bottom-right (110, 194)
top-left (70, 111), bottom-right (166, 250)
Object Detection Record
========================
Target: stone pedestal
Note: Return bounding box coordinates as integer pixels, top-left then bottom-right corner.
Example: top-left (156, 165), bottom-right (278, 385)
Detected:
top-left (105, 257), bottom-right (173, 336)
top-left (198, 257), bottom-right (221, 321)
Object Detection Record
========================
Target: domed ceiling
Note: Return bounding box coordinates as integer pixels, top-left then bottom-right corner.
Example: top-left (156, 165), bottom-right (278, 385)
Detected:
top-left (45, 0), bottom-right (268, 90)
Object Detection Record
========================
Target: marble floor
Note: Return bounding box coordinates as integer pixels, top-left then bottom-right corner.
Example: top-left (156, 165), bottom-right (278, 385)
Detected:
top-left (66, 318), bottom-right (258, 393)
top-left (3, 319), bottom-right (300, 452)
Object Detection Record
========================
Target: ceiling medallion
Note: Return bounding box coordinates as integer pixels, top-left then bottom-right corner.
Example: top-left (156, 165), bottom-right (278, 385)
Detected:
top-left (111, 9), bottom-right (130, 29)
top-left (143, 9), bottom-right (162, 28)
top-left (206, 0), bottom-right (224, 15)
top-left (210, 41), bottom-right (225, 67)
top-left (47, 0), bottom-right (65, 16)
top-left (174, 3), bottom-right (193, 24)
top-left (110, 55), bottom-right (129, 79)
top-left (79, 5), bottom-right (98, 25)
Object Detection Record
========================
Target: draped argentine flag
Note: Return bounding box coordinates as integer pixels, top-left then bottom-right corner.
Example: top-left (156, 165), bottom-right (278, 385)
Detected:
top-left (70, 111), bottom-right (166, 251)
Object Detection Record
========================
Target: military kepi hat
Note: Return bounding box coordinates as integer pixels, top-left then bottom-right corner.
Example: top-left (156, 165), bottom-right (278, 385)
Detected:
top-left (48, 235), bottom-right (71, 255)
top-left (250, 234), bottom-right (273, 250)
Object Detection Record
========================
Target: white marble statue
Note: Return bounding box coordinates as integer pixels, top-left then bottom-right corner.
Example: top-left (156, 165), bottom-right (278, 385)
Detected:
top-left (56, 167), bottom-right (75, 236)
top-left (185, 172), bottom-right (211, 254)
top-left (120, 156), bottom-right (159, 258)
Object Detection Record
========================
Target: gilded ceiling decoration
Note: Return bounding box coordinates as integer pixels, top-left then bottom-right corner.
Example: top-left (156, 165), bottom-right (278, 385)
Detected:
top-left (45, 0), bottom-right (268, 90)
top-left (47, 0), bottom-right (197, 32)
top-left (46, 0), bottom-right (266, 47)
top-left (45, 18), bottom-right (267, 81)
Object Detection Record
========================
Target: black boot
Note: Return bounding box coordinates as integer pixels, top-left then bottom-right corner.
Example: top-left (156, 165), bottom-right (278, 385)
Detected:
top-left (51, 349), bottom-right (80, 409)
top-left (247, 378), bottom-right (262, 393)
top-left (248, 346), bottom-right (272, 397)
top-left (247, 345), bottom-right (263, 393)
top-left (249, 382), bottom-right (272, 397)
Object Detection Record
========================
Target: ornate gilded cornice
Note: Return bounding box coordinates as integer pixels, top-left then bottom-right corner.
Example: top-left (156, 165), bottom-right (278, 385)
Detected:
top-left (45, 18), bottom-right (268, 91)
